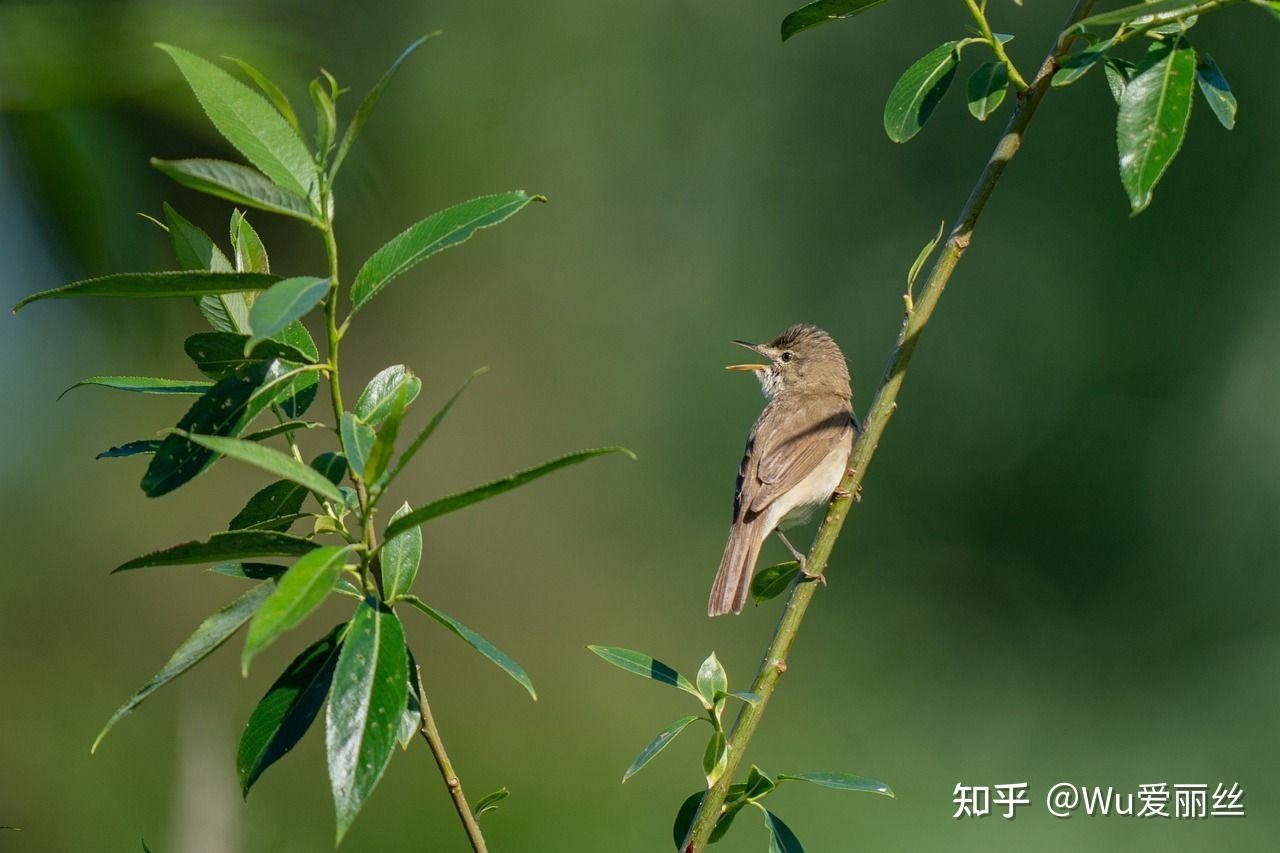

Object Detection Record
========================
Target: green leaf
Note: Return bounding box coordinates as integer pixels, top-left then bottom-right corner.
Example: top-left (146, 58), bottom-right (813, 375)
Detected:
top-left (622, 715), bottom-right (700, 783)
top-left (272, 321), bottom-right (320, 418)
top-left (750, 561), bottom-right (801, 604)
top-left (381, 503), bottom-right (422, 600)
top-left (243, 546), bottom-right (355, 674)
top-left (761, 808), bottom-right (805, 853)
top-left (92, 581), bottom-right (274, 752)
top-left (364, 386), bottom-right (407, 485)
top-left (13, 271), bottom-right (275, 312)
top-left (161, 202), bottom-right (248, 332)
top-left (384, 447), bottom-right (634, 540)
top-left (239, 420), bottom-right (327, 443)
top-left (696, 652), bottom-right (728, 710)
top-left (225, 56), bottom-right (302, 134)
top-left (238, 622), bottom-right (344, 795)
top-left (729, 691), bottom-right (762, 705)
top-left (348, 192), bottom-right (544, 317)
top-left (745, 765), bottom-right (777, 799)
top-left (228, 452), bottom-right (348, 531)
top-left (397, 652), bottom-right (423, 749)
top-left (906, 221), bottom-right (944, 292)
top-left (59, 376), bottom-right (212, 400)
top-left (474, 788), bottom-right (509, 818)
top-left (777, 771), bottom-right (895, 797)
top-left (331, 34), bottom-right (438, 180)
top-left (354, 365), bottom-right (421, 427)
top-left (672, 792), bottom-right (704, 850)
top-left (966, 61), bottom-right (1008, 120)
top-left (340, 412), bottom-right (376, 477)
top-left (1117, 37), bottom-right (1196, 215)
top-left (387, 367), bottom-right (487, 484)
top-left (151, 158), bottom-right (319, 224)
top-left (115, 530), bottom-right (316, 572)
top-left (210, 562), bottom-right (287, 580)
top-left (1076, 0), bottom-right (1206, 29)
top-left (586, 645), bottom-right (703, 704)
top-left (1052, 38), bottom-right (1115, 88)
top-left (97, 440), bottom-right (162, 460)
top-left (244, 276), bottom-right (328, 353)
top-left (327, 599), bottom-right (408, 842)
top-left (780, 0), bottom-right (893, 41)
top-left (231, 210), bottom-right (271, 274)
top-left (185, 332), bottom-right (315, 378)
top-left (1195, 52), bottom-right (1236, 130)
top-left (399, 595), bottom-right (536, 700)
top-left (181, 432), bottom-right (344, 505)
top-left (703, 729), bottom-right (728, 787)
top-left (1103, 57), bottom-right (1137, 105)
top-left (883, 42), bottom-right (961, 143)
top-left (311, 75), bottom-right (338, 159)
top-left (157, 44), bottom-right (318, 202)
top-left (142, 359), bottom-right (300, 496)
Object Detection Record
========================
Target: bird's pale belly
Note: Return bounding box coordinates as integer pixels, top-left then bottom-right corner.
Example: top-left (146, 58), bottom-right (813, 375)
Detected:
top-left (767, 437), bottom-right (852, 531)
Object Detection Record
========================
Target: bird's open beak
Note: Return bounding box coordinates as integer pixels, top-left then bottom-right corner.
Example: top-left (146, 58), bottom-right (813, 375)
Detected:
top-left (726, 339), bottom-right (767, 372)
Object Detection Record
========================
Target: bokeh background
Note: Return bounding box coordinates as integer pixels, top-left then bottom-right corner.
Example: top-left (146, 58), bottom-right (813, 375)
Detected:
top-left (2, 1), bottom-right (1278, 850)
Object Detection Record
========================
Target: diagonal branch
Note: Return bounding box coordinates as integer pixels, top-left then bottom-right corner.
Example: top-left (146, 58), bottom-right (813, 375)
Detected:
top-left (681, 1), bottom-right (1098, 848)
top-left (415, 662), bottom-right (490, 852)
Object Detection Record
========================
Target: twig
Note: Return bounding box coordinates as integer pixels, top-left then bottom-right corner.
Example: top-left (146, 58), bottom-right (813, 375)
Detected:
top-left (680, 1), bottom-right (1099, 848)
top-left (415, 663), bottom-right (489, 853)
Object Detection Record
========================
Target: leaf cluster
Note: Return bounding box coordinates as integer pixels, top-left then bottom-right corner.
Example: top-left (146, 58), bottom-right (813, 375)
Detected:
top-left (16, 37), bottom-right (630, 843)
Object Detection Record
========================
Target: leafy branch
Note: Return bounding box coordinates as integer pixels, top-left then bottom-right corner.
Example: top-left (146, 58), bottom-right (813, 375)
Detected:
top-left (17, 36), bottom-right (631, 849)
top-left (585, 0), bottom-right (1264, 849)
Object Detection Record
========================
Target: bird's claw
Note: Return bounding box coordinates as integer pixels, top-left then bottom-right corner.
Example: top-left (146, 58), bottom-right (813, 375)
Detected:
top-left (800, 569), bottom-right (827, 586)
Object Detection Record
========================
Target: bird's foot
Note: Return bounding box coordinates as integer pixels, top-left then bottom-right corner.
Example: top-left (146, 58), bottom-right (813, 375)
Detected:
top-left (800, 568), bottom-right (827, 586)
top-left (832, 486), bottom-right (851, 499)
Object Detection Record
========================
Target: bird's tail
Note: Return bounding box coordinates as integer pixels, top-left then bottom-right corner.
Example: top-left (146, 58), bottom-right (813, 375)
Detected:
top-left (708, 517), bottom-right (767, 617)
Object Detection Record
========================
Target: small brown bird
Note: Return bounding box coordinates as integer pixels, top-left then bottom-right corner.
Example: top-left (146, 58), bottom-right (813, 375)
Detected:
top-left (708, 324), bottom-right (857, 616)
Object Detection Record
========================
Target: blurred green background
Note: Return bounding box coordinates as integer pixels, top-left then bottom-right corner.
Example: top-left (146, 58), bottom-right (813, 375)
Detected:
top-left (2, 1), bottom-right (1278, 850)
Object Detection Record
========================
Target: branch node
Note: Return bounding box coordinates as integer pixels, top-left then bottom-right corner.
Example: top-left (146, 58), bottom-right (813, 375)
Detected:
top-left (775, 660), bottom-right (787, 674)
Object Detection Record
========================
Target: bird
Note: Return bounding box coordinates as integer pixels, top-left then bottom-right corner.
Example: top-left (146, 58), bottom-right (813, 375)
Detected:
top-left (708, 324), bottom-right (858, 616)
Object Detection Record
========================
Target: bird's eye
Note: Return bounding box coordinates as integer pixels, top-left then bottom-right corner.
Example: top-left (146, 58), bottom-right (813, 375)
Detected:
top-left (781, 351), bottom-right (793, 363)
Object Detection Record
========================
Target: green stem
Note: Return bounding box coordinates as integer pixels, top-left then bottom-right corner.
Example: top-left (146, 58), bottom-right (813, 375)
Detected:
top-left (415, 663), bottom-right (489, 853)
top-left (964, 0), bottom-right (1029, 90)
top-left (680, 1), bottom-right (1098, 848)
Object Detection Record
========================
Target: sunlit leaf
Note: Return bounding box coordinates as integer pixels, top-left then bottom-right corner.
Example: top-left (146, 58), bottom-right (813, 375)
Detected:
top-left (474, 787), bottom-right (509, 818)
top-left (703, 729), bottom-right (728, 787)
top-left (330, 34), bottom-right (438, 179)
top-left (13, 271), bottom-right (275, 312)
top-left (587, 645), bottom-right (704, 704)
top-left (151, 158), bottom-right (319, 224)
top-left (966, 61), bottom-right (1008, 120)
top-left (780, 0), bottom-right (893, 42)
top-left (92, 581), bottom-right (274, 752)
top-left (225, 56), bottom-right (302, 134)
top-left (157, 44), bottom-right (318, 202)
top-left (400, 595), bottom-right (536, 699)
top-left (1117, 37), bottom-right (1196, 214)
top-left (348, 192), bottom-right (544, 317)
top-left (115, 530), bottom-right (316, 572)
top-left (327, 599), bottom-right (408, 842)
top-left (354, 365), bottom-right (420, 427)
top-left (622, 715), bottom-right (701, 782)
top-left (777, 771), bottom-right (895, 797)
top-left (386, 367), bottom-right (487, 484)
top-left (381, 504), bottom-right (422, 600)
top-left (244, 276), bottom-right (329, 353)
top-left (59, 376), bottom-right (212, 400)
top-left (242, 546), bottom-right (355, 673)
top-left (340, 412), bottom-right (376, 477)
top-left (1195, 53), bottom-right (1236, 130)
top-left (384, 447), bottom-right (634, 540)
top-left (696, 653), bottom-right (728, 711)
top-left (884, 42), bottom-right (960, 143)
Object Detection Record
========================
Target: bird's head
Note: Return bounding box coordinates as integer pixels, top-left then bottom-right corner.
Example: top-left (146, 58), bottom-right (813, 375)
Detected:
top-left (726, 323), bottom-right (851, 400)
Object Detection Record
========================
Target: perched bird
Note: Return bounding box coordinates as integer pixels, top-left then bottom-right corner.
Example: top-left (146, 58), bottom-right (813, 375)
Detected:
top-left (708, 324), bottom-right (857, 616)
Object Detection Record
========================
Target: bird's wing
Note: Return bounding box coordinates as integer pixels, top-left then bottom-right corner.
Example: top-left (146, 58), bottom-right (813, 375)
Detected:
top-left (746, 395), bottom-right (853, 516)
